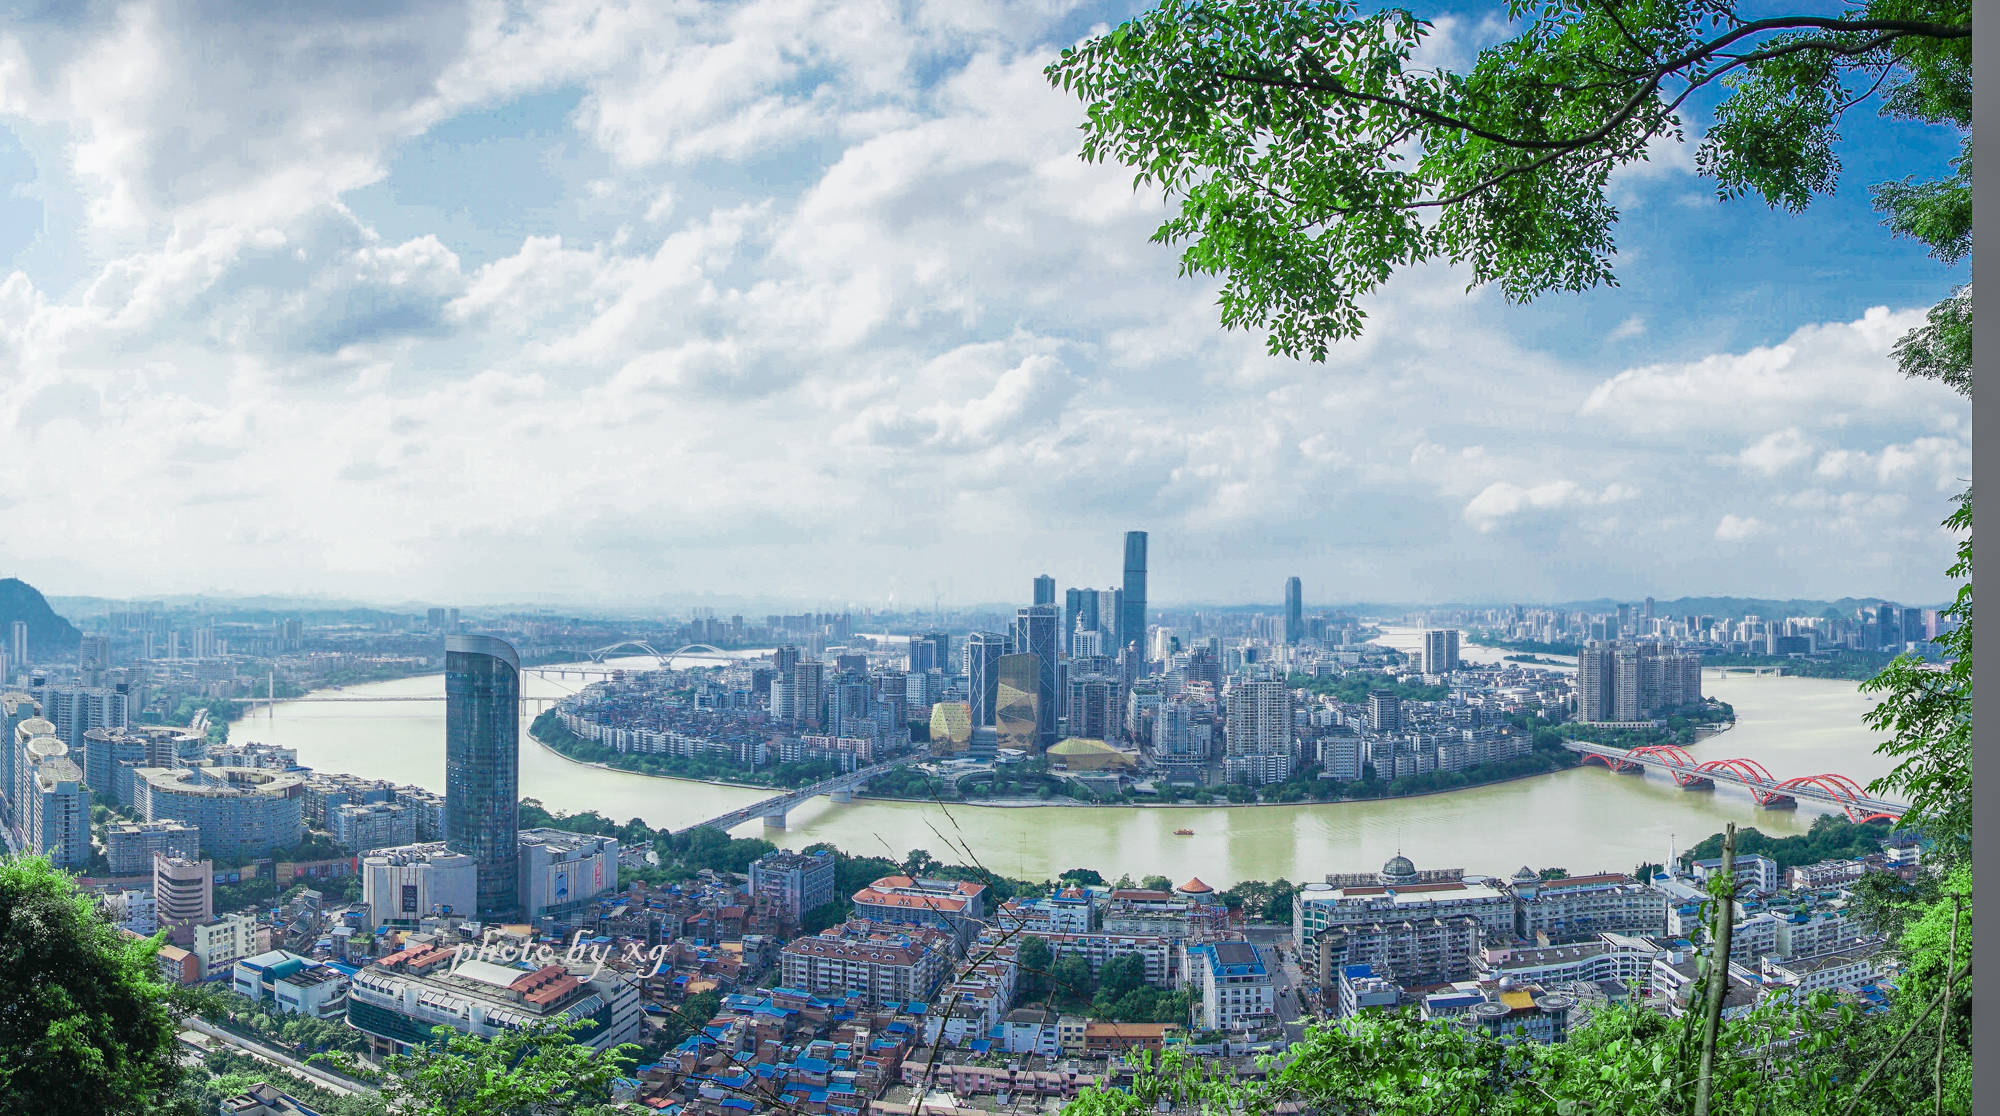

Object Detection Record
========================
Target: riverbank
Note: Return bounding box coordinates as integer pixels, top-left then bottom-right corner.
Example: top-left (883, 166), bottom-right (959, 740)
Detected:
top-left (528, 728), bottom-right (777, 792)
top-left (854, 760), bottom-right (1583, 810)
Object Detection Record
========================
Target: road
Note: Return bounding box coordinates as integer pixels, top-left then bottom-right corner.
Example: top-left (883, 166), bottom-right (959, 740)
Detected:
top-left (181, 1015), bottom-right (379, 1097)
top-left (1246, 929), bottom-right (1312, 1044)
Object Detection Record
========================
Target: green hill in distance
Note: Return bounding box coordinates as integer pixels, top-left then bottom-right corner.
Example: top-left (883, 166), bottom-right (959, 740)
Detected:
top-left (0, 578), bottom-right (81, 658)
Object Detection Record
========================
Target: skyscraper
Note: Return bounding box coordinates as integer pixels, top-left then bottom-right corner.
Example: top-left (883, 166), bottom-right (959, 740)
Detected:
top-left (1064, 588), bottom-right (1099, 656)
top-left (10, 620), bottom-right (25, 671)
top-left (965, 632), bottom-right (1007, 727)
top-left (1033, 574), bottom-right (1056, 607)
top-left (994, 653), bottom-right (1042, 753)
top-left (1013, 604), bottom-right (1061, 748)
top-left (1283, 577), bottom-right (1304, 644)
top-left (1120, 530), bottom-right (1147, 662)
top-left (444, 634), bottom-right (520, 919)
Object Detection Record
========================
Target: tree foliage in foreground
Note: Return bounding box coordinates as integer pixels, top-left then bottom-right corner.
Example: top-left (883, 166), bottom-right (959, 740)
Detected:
top-left (0, 855), bottom-right (183, 1115)
top-left (379, 1015), bottom-right (637, 1116)
top-left (1046, 0), bottom-right (1970, 361)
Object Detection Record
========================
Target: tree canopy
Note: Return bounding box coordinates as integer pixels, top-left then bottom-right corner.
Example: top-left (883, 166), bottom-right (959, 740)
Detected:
top-left (1047, 0), bottom-right (1970, 362)
top-left (0, 855), bottom-right (184, 1115)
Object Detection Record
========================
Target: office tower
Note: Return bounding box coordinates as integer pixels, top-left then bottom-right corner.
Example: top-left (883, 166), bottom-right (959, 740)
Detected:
top-left (1063, 587), bottom-right (1098, 656)
top-left (155, 855), bottom-right (214, 946)
top-left (1368, 691), bottom-right (1401, 734)
top-left (1616, 603), bottom-right (1632, 635)
top-left (1643, 597), bottom-right (1656, 622)
top-left (1874, 604), bottom-right (1896, 649)
top-left (1013, 604), bottom-right (1061, 748)
top-left (1284, 577), bottom-right (1304, 644)
top-left (1120, 530), bottom-right (1148, 659)
top-left (994, 653), bottom-right (1042, 752)
top-left (444, 635), bottom-right (521, 920)
top-left (1033, 574), bottom-right (1056, 607)
top-left (9, 620), bottom-right (25, 670)
top-left (1421, 629), bottom-right (1460, 675)
top-left (1902, 607), bottom-right (1927, 648)
top-left (1096, 588), bottom-right (1122, 646)
top-left (964, 632), bottom-right (1006, 727)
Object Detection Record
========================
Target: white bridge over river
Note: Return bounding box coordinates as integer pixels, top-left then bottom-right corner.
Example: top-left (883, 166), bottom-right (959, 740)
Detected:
top-left (674, 757), bottom-right (920, 834)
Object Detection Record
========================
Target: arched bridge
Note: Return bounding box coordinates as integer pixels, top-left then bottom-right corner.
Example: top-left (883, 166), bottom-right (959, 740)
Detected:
top-left (1565, 741), bottom-right (1905, 823)
top-left (674, 757), bottom-right (916, 835)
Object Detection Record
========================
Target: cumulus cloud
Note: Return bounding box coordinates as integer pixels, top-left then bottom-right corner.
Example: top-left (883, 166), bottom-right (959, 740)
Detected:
top-left (0, 1), bottom-right (1970, 605)
top-left (1463, 481), bottom-right (1637, 532)
top-left (1714, 514), bottom-right (1768, 542)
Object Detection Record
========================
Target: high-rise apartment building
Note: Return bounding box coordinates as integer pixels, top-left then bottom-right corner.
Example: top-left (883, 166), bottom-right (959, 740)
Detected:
top-left (1421, 629), bottom-right (1461, 675)
top-left (964, 632), bottom-right (1007, 727)
top-left (1224, 679), bottom-right (1293, 784)
top-left (1576, 641), bottom-right (1702, 722)
top-left (444, 635), bottom-right (520, 920)
top-left (1284, 577), bottom-right (1304, 644)
top-left (1368, 690), bottom-right (1401, 734)
top-left (1120, 531), bottom-right (1147, 661)
top-left (155, 854), bottom-right (214, 946)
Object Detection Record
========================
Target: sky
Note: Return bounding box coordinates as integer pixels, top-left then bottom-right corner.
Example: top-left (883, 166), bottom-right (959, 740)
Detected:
top-left (0, 1), bottom-right (1971, 611)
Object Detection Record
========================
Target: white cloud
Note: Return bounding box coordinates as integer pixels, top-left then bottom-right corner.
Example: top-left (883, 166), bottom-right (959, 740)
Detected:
top-left (1463, 481), bottom-right (1636, 532)
top-left (0, 1), bottom-right (1970, 605)
top-left (1714, 514), bottom-right (1768, 542)
top-left (1720, 428), bottom-right (1814, 475)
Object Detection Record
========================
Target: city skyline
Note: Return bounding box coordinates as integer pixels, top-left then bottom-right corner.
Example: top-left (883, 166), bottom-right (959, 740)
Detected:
top-left (0, 3), bottom-right (1968, 604)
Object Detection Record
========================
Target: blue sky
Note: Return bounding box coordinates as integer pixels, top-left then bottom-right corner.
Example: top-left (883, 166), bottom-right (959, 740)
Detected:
top-left (0, 1), bottom-right (1970, 609)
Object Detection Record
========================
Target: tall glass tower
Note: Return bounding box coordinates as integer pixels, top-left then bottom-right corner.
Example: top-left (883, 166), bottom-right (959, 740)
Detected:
top-left (1284, 576), bottom-right (1304, 644)
top-left (1013, 604), bottom-right (1061, 749)
top-left (1120, 531), bottom-right (1148, 662)
top-left (964, 631), bottom-right (1007, 727)
top-left (445, 634), bottom-right (520, 919)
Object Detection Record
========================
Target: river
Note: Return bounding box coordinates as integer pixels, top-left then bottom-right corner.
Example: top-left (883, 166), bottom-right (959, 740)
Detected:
top-left (233, 643), bottom-right (1897, 887)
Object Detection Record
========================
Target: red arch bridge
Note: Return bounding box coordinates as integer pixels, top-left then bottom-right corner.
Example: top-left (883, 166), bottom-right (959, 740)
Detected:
top-left (1562, 741), bottom-right (1905, 823)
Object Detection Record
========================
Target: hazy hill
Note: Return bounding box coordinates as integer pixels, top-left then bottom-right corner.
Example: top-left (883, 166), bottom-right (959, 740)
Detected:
top-left (0, 579), bottom-right (81, 657)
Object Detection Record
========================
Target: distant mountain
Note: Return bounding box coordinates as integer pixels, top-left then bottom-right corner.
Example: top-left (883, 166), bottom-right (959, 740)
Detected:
top-left (0, 579), bottom-right (81, 657)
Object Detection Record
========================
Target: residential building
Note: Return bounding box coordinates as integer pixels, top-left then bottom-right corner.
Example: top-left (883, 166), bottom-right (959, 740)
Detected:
top-left (749, 849), bottom-right (838, 927)
top-left (1185, 940), bottom-right (1275, 1032)
top-left (106, 820), bottom-right (200, 875)
top-left (851, 875), bottom-right (988, 948)
top-left (130, 766), bottom-right (306, 860)
top-left (192, 913), bottom-right (259, 978)
top-left (154, 855), bottom-right (214, 946)
top-left (778, 921), bottom-right (954, 1008)
top-left (1336, 963), bottom-right (1401, 1017)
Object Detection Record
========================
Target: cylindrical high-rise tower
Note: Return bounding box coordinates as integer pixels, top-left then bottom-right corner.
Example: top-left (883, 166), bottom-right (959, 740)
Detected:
top-left (444, 634), bottom-right (520, 920)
